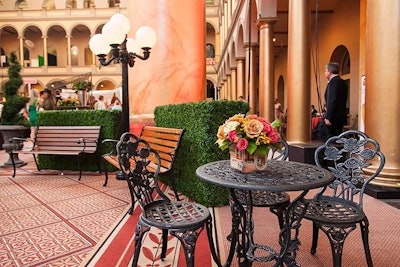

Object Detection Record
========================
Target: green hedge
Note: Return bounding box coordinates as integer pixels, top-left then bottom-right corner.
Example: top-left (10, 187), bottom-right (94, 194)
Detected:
top-left (36, 110), bottom-right (122, 172)
top-left (154, 100), bottom-right (249, 206)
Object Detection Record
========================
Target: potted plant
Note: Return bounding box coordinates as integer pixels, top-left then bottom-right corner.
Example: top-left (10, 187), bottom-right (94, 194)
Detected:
top-left (0, 51), bottom-right (30, 167)
top-left (73, 80), bottom-right (91, 106)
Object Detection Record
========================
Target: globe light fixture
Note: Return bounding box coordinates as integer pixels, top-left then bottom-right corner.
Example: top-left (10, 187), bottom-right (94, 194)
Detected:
top-left (89, 13), bottom-right (157, 133)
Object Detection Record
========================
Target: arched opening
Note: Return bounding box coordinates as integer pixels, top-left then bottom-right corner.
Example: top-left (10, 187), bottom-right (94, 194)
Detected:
top-left (330, 45), bottom-right (350, 115)
top-left (206, 80), bottom-right (215, 99)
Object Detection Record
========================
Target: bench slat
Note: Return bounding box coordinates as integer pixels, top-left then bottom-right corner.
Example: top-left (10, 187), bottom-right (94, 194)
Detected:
top-left (102, 126), bottom-right (184, 191)
top-left (10, 125), bottom-right (101, 179)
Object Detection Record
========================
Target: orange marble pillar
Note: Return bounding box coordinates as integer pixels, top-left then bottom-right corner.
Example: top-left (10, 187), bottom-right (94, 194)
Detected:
top-left (287, 0), bottom-right (311, 143)
top-left (127, 1), bottom-right (205, 119)
top-left (366, 0), bottom-right (400, 188)
top-left (226, 74), bottom-right (231, 100)
top-left (236, 58), bottom-right (245, 99)
top-left (230, 67), bottom-right (237, 100)
top-left (245, 45), bottom-right (257, 113)
top-left (258, 18), bottom-right (277, 122)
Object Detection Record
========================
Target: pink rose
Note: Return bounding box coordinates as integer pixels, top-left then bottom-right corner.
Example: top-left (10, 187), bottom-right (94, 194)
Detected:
top-left (269, 131), bottom-right (280, 144)
top-left (261, 121), bottom-right (273, 134)
top-left (236, 138), bottom-right (248, 151)
top-left (227, 130), bottom-right (238, 142)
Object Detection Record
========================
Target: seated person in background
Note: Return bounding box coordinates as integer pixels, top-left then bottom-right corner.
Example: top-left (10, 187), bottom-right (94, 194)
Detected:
top-left (311, 105), bottom-right (318, 117)
top-left (40, 88), bottom-right (55, 111)
top-left (111, 99), bottom-right (122, 111)
top-left (94, 95), bottom-right (108, 110)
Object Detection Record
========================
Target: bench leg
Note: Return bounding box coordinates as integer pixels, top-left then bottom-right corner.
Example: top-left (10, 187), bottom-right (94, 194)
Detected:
top-left (102, 157), bottom-right (109, 186)
top-left (8, 151), bottom-right (17, 178)
top-left (77, 155), bottom-right (82, 180)
top-left (33, 154), bottom-right (40, 171)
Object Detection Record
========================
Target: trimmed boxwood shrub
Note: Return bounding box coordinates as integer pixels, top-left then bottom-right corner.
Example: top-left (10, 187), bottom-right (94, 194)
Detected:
top-left (36, 109), bottom-right (122, 172)
top-left (154, 100), bottom-right (249, 206)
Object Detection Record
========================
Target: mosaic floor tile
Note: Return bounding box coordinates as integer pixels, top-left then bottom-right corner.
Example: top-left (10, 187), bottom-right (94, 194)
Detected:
top-left (0, 193), bottom-right (40, 212)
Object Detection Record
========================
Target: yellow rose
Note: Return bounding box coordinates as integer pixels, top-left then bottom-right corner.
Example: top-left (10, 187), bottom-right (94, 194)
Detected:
top-left (244, 119), bottom-right (263, 138)
top-left (216, 125), bottom-right (226, 145)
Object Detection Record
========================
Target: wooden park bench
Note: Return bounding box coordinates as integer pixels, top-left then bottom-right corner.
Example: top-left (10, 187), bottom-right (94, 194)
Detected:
top-left (102, 126), bottom-right (185, 200)
top-left (9, 126), bottom-right (101, 179)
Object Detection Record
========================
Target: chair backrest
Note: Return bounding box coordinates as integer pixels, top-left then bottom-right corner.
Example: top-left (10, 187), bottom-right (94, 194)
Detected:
top-left (270, 139), bottom-right (289, 161)
top-left (116, 132), bottom-right (169, 210)
top-left (314, 130), bottom-right (385, 209)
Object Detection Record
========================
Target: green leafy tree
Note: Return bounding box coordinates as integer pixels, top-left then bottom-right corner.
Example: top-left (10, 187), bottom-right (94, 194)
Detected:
top-left (1, 51), bottom-right (29, 126)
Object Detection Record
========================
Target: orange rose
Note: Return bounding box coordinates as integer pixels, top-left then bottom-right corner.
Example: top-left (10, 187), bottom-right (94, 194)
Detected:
top-left (244, 119), bottom-right (264, 138)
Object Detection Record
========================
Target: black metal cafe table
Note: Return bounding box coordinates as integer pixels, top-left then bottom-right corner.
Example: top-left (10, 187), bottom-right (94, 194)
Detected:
top-left (196, 160), bottom-right (334, 267)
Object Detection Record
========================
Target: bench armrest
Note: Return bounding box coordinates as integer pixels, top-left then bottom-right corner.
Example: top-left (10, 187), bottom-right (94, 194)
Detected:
top-left (9, 137), bottom-right (33, 152)
top-left (77, 138), bottom-right (98, 153)
top-left (100, 139), bottom-right (119, 156)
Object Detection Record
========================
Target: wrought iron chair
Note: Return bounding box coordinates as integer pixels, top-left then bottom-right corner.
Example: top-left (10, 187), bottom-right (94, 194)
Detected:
top-left (296, 130), bottom-right (385, 267)
top-left (116, 133), bottom-right (221, 267)
top-left (233, 139), bottom-right (290, 229)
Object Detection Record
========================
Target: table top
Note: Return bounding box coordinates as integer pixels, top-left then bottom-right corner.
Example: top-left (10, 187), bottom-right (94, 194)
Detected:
top-left (196, 160), bottom-right (334, 192)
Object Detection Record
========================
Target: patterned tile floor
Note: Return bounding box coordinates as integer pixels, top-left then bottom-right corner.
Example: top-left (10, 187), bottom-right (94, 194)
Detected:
top-left (0, 151), bottom-right (132, 266)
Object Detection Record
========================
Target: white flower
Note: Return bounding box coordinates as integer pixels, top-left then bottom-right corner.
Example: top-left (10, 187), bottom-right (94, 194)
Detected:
top-left (224, 121), bottom-right (240, 135)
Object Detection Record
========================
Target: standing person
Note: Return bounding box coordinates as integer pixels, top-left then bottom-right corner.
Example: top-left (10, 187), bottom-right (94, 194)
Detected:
top-left (274, 98), bottom-right (283, 121)
top-left (322, 62), bottom-right (348, 140)
top-left (40, 88), bottom-right (56, 111)
top-left (27, 89), bottom-right (39, 140)
top-left (87, 95), bottom-right (97, 109)
top-left (94, 95), bottom-right (108, 110)
top-left (311, 104), bottom-right (318, 117)
top-left (55, 90), bottom-right (62, 104)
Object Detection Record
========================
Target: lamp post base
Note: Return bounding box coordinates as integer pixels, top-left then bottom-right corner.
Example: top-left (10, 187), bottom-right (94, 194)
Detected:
top-left (116, 170), bottom-right (125, 180)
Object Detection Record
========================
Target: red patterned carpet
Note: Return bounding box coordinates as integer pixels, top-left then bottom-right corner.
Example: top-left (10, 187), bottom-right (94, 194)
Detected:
top-left (1, 150), bottom-right (400, 267)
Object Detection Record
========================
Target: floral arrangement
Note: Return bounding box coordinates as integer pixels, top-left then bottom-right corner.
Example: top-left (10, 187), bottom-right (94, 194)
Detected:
top-left (57, 98), bottom-right (80, 107)
top-left (217, 113), bottom-right (281, 156)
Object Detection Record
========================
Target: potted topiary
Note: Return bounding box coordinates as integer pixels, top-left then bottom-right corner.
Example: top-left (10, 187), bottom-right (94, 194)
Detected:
top-left (0, 51), bottom-right (30, 167)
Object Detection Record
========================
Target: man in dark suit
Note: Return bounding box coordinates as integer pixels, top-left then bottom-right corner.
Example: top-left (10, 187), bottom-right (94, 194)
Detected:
top-left (322, 62), bottom-right (348, 141)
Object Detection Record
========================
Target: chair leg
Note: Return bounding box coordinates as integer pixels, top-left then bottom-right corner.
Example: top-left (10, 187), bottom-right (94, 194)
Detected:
top-left (360, 219), bottom-right (373, 267)
top-left (310, 221), bottom-right (319, 255)
top-left (205, 217), bottom-right (222, 267)
top-left (319, 224), bottom-right (356, 267)
top-left (131, 220), bottom-right (150, 267)
top-left (170, 225), bottom-right (205, 267)
top-left (160, 229), bottom-right (168, 260)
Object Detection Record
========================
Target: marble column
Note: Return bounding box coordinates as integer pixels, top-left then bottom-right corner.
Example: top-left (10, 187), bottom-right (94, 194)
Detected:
top-left (236, 58), bottom-right (245, 99)
top-left (286, 0), bottom-right (311, 143)
top-left (66, 35), bottom-right (71, 66)
top-left (230, 67), bottom-right (237, 101)
top-left (258, 17), bottom-right (277, 122)
top-left (19, 36), bottom-right (24, 62)
top-left (127, 1), bottom-right (205, 119)
top-left (226, 74), bottom-right (231, 100)
top-left (245, 45), bottom-right (257, 113)
top-left (43, 35), bottom-right (48, 67)
top-left (366, 0), bottom-right (400, 188)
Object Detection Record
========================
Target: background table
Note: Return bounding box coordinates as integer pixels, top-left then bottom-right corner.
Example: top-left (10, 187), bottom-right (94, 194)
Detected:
top-left (196, 160), bottom-right (333, 267)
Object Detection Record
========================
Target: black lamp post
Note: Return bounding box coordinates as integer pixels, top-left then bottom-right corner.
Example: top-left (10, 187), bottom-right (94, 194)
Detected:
top-left (89, 13), bottom-right (156, 133)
